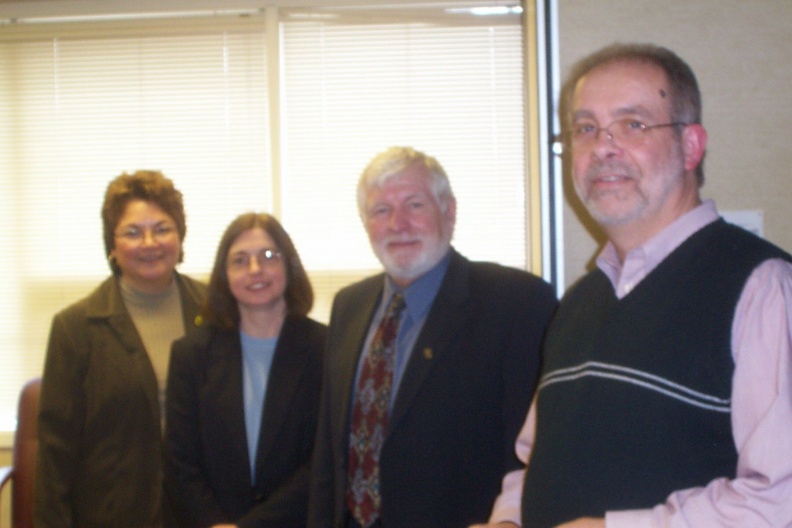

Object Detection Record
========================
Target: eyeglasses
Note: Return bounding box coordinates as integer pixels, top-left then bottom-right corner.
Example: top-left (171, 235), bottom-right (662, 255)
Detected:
top-left (227, 248), bottom-right (283, 272)
top-left (115, 224), bottom-right (177, 243)
top-left (569, 118), bottom-right (688, 148)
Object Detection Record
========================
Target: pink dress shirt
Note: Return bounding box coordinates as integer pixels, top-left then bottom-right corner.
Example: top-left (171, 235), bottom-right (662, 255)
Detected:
top-left (489, 200), bottom-right (792, 527)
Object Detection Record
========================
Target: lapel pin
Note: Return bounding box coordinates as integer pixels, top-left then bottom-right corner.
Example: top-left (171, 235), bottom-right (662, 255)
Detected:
top-left (423, 347), bottom-right (433, 360)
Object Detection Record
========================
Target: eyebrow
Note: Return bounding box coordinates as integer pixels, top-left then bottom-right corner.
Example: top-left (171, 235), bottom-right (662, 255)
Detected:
top-left (117, 219), bottom-right (173, 229)
top-left (403, 191), bottom-right (429, 202)
top-left (231, 247), bottom-right (277, 254)
top-left (369, 190), bottom-right (428, 208)
top-left (571, 105), bottom-right (654, 122)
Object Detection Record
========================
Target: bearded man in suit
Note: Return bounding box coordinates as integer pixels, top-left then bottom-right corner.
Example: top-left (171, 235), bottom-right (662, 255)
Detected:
top-left (308, 146), bottom-right (558, 528)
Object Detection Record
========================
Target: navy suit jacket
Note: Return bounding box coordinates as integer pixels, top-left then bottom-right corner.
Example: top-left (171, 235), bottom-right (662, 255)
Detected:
top-left (308, 249), bottom-right (557, 528)
top-left (165, 315), bottom-right (326, 528)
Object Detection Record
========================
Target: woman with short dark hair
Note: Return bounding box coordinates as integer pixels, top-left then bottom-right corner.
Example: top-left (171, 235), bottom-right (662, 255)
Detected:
top-left (36, 170), bottom-right (207, 528)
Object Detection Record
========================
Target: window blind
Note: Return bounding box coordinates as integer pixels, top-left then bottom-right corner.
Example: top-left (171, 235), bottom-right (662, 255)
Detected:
top-left (0, 16), bottom-right (272, 434)
top-left (0, 2), bottom-right (527, 436)
top-left (279, 5), bottom-right (526, 318)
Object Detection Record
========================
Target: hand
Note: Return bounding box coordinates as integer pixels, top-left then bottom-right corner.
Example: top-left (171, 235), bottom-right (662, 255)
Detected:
top-left (469, 523), bottom-right (519, 528)
top-left (554, 518), bottom-right (605, 528)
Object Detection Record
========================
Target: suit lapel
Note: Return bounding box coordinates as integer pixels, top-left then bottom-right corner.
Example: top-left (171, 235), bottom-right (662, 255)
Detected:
top-left (334, 282), bottom-right (383, 454)
top-left (208, 330), bottom-right (251, 480)
top-left (93, 278), bottom-right (162, 428)
top-left (254, 317), bottom-right (307, 476)
top-left (113, 314), bottom-right (160, 423)
top-left (91, 274), bottom-right (206, 431)
top-left (176, 273), bottom-right (205, 332)
top-left (388, 252), bottom-right (472, 434)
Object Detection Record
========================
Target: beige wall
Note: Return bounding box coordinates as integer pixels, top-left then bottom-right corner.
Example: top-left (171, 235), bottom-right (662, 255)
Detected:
top-left (557, 0), bottom-right (792, 288)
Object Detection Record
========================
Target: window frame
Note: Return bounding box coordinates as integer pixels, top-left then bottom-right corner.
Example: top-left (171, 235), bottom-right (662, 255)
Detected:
top-left (0, 0), bottom-right (560, 444)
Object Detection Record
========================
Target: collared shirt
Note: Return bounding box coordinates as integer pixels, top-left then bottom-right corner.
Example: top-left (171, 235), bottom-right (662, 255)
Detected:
top-left (354, 250), bottom-right (450, 409)
top-left (596, 200), bottom-right (722, 299)
top-left (488, 200), bottom-right (792, 527)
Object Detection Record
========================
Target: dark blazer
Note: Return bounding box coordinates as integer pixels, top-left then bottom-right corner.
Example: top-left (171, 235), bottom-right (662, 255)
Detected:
top-left (165, 315), bottom-right (327, 528)
top-left (35, 272), bottom-right (207, 528)
top-left (308, 249), bottom-right (557, 528)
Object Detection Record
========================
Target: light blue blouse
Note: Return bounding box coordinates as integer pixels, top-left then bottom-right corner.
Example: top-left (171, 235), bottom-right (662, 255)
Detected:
top-left (240, 331), bottom-right (278, 483)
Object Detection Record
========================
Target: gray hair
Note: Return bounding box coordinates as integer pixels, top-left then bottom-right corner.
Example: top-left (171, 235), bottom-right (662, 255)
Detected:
top-left (357, 146), bottom-right (455, 219)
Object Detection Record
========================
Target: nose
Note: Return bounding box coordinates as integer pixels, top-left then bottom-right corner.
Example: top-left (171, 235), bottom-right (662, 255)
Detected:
top-left (597, 126), bottom-right (615, 142)
top-left (141, 229), bottom-right (157, 246)
top-left (247, 256), bottom-right (262, 273)
top-left (591, 125), bottom-right (620, 159)
top-left (388, 207), bottom-right (410, 231)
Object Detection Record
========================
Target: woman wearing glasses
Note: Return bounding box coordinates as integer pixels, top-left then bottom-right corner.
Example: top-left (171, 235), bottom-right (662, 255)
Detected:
top-left (165, 212), bottom-right (326, 528)
top-left (36, 171), bottom-right (207, 528)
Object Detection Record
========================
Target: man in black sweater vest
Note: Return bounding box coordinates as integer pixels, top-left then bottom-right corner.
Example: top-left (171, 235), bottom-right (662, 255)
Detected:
top-left (473, 44), bottom-right (792, 528)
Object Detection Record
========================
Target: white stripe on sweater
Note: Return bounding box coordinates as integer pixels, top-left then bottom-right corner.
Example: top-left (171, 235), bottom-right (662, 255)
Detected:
top-left (539, 361), bottom-right (731, 413)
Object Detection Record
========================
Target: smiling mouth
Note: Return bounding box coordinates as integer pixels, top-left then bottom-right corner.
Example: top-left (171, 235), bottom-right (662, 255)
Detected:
top-left (591, 172), bottom-right (631, 183)
top-left (386, 238), bottom-right (420, 250)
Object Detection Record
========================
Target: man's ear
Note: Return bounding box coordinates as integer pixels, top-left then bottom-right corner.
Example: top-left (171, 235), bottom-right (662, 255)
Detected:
top-left (444, 196), bottom-right (457, 225)
top-left (682, 123), bottom-right (707, 172)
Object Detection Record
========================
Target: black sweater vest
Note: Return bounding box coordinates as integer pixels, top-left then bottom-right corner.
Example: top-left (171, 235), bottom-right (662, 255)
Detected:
top-left (521, 220), bottom-right (790, 527)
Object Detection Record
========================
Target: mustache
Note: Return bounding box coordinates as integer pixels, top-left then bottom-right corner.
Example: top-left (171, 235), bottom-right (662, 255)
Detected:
top-left (584, 161), bottom-right (637, 182)
top-left (380, 234), bottom-right (422, 245)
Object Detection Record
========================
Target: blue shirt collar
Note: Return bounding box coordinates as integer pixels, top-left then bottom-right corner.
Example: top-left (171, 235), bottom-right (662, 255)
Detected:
top-left (383, 248), bottom-right (452, 322)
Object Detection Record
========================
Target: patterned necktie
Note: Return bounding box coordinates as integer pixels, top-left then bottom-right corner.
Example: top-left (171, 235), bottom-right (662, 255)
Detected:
top-left (346, 293), bottom-right (406, 528)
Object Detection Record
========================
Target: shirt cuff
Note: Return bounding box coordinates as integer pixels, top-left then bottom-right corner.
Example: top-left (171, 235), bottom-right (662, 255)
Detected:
top-left (605, 509), bottom-right (654, 528)
top-left (487, 469), bottom-right (524, 525)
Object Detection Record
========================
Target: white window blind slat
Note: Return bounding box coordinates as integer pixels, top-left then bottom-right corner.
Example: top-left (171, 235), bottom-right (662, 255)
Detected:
top-left (0, 3), bottom-right (528, 436)
top-left (0, 19), bottom-right (271, 432)
top-left (281, 17), bottom-right (526, 276)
